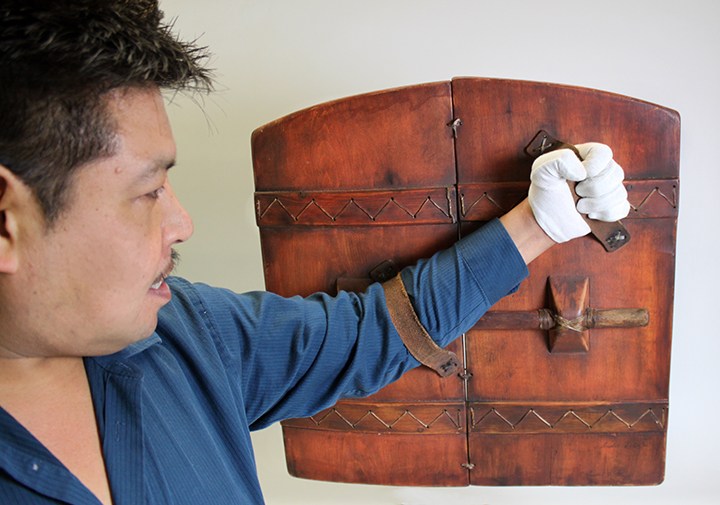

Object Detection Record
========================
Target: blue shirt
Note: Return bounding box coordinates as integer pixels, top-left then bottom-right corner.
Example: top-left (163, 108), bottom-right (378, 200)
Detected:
top-left (0, 219), bottom-right (527, 504)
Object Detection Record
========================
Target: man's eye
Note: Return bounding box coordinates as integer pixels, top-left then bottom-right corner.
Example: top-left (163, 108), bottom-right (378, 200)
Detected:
top-left (147, 186), bottom-right (165, 199)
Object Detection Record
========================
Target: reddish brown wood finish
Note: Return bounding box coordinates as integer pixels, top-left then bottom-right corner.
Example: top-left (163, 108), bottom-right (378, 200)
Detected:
top-left (251, 77), bottom-right (679, 486)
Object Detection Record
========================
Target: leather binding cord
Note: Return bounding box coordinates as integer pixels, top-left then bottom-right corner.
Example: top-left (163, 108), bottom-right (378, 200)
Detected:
top-left (382, 274), bottom-right (460, 377)
top-left (553, 314), bottom-right (586, 333)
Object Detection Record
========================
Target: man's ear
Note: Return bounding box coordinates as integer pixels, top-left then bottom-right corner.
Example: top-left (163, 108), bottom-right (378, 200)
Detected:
top-left (0, 163), bottom-right (30, 274)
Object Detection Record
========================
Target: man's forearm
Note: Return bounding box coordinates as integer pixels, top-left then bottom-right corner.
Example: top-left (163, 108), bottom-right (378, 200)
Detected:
top-left (499, 198), bottom-right (556, 265)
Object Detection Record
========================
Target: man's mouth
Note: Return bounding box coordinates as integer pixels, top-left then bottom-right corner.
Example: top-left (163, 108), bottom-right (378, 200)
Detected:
top-left (151, 250), bottom-right (180, 290)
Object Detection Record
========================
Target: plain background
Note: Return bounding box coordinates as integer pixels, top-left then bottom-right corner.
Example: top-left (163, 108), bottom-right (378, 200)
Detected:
top-left (159, 1), bottom-right (718, 503)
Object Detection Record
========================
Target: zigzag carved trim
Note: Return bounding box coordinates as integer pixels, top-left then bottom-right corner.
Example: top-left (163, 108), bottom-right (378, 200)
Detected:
top-left (282, 401), bottom-right (668, 435)
top-left (470, 402), bottom-right (667, 434)
top-left (459, 179), bottom-right (678, 221)
top-left (255, 179), bottom-right (677, 226)
top-left (281, 402), bottom-right (465, 434)
top-left (255, 187), bottom-right (456, 227)
top-left (627, 181), bottom-right (678, 216)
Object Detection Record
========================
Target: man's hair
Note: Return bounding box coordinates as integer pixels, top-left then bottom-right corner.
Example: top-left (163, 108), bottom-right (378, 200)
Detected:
top-left (0, 0), bottom-right (213, 223)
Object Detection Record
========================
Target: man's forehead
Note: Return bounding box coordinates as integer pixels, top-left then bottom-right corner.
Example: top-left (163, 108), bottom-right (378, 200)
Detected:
top-left (102, 86), bottom-right (177, 178)
top-left (107, 86), bottom-right (173, 137)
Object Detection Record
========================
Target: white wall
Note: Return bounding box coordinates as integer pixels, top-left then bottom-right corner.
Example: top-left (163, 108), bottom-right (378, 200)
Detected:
top-left (160, 1), bottom-right (719, 503)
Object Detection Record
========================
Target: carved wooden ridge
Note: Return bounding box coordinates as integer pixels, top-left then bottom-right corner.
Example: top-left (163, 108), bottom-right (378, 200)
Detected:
top-left (282, 402), bottom-right (668, 435)
top-left (459, 179), bottom-right (677, 221)
top-left (284, 403), bottom-right (465, 434)
top-left (255, 187), bottom-right (456, 226)
top-left (470, 402), bottom-right (667, 434)
top-left (255, 180), bottom-right (677, 226)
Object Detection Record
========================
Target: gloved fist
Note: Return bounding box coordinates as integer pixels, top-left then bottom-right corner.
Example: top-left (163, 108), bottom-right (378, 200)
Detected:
top-left (528, 148), bottom-right (590, 243)
top-left (574, 143), bottom-right (630, 222)
top-left (528, 142), bottom-right (630, 243)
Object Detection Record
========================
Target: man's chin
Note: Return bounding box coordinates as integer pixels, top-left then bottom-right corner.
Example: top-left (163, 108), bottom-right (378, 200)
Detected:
top-left (88, 320), bottom-right (160, 357)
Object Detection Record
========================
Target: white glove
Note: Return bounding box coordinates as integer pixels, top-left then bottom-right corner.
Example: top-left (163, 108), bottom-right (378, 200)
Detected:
top-left (528, 142), bottom-right (630, 244)
top-left (574, 143), bottom-right (630, 221)
top-left (528, 148), bottom-right (590, 243)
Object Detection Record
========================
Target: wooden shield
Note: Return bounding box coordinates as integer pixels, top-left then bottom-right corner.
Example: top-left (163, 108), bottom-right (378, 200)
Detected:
top-left (251, 77), bottom-right (679, 486)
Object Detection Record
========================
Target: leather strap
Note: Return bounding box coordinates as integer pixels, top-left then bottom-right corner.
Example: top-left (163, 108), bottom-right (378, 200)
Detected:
top-left (382, 274), bottom-right (460, 377)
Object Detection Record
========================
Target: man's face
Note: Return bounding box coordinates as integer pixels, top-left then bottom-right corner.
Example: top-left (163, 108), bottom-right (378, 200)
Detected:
top-left (5, 86), bottom-right (193, 358)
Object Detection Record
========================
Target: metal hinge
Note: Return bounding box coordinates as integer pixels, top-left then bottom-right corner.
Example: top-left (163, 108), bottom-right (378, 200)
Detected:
top-left (448, 117), bottom-right (462, 138)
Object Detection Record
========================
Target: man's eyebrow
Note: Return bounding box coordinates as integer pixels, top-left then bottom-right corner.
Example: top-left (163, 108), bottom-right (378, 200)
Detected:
top-left (134, 158), bottom-right (176, 183)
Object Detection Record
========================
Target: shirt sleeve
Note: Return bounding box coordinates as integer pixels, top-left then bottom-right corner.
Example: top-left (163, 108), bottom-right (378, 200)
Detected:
top-left (188, 218), bottom-right (528, 429)
top-left (400, 218), bottom-right (529, 348)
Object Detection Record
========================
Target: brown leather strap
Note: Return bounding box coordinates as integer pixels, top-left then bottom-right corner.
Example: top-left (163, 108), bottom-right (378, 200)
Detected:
top-left (382, 274), bottom-right (460, 377)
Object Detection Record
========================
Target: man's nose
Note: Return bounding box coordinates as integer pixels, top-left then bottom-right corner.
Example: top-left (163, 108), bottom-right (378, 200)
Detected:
top-left (163, 182), bottom-right (194, 245)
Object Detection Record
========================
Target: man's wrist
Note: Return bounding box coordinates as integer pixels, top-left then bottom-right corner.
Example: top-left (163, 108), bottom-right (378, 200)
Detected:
top-left (499, 198), bottom-right (556, 265)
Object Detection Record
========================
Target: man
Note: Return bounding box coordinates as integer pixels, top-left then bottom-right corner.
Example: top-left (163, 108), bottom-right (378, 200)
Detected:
top-left (0, 1), bottom-right (629, 504)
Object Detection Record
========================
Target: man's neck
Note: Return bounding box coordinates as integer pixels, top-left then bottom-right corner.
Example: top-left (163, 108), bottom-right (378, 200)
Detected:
top-left (0, 355), bottom-right (86, 397)
top-left (0, 355), bottom-right (114, 505)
